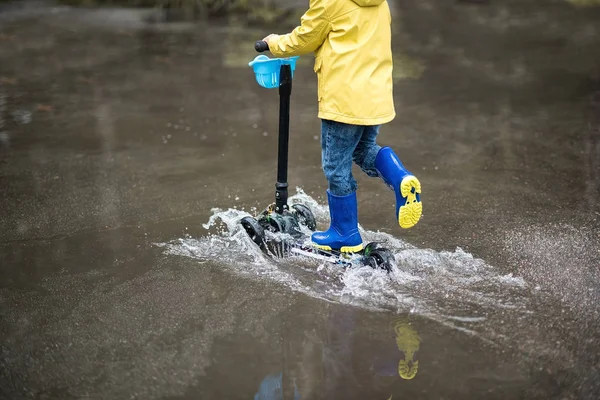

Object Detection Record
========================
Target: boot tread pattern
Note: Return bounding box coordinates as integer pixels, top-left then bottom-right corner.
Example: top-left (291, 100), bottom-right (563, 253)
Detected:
top-left (399, 176), bottom-right (422, 229)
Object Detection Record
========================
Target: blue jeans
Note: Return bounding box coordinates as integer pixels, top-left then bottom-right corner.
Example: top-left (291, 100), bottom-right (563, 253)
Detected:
top-left (321, 119), bottom-right (381, 196)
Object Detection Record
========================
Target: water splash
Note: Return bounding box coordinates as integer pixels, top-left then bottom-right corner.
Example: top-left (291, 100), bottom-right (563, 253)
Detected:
top-left (156, 188), bottom-right (531, 332)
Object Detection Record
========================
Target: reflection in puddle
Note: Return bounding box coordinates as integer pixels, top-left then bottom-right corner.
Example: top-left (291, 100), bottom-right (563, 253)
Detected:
top-left (394, 318), bottom-right (421, 380)
top-left (254, 372), bottom-right (300, 400)
top-left (252, 310), bottom-right (423, 399)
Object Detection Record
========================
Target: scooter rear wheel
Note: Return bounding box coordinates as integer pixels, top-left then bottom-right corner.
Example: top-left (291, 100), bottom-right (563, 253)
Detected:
top-left (291, 203), bottom-right (317, 231)
top-left (366, 248), bottom-right (395, 272)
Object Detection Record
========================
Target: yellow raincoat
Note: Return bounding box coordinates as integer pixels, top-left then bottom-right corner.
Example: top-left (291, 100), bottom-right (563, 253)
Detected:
top-left (266, 0), bottom-right (395, 126)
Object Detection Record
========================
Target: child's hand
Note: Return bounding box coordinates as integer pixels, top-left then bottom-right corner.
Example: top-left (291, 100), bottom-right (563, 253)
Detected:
top-left (262, 34), bottom-right (279, 45)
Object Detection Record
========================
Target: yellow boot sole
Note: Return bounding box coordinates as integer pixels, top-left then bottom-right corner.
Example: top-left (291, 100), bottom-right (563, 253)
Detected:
top-left (398, 176), bottom-right (422, 229)
top-left (312, 242), bottom-right (364, 253)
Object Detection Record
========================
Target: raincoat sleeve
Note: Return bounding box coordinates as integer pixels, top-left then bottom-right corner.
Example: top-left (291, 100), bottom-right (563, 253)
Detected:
top-left (266, 0), bottom-right (330, 57)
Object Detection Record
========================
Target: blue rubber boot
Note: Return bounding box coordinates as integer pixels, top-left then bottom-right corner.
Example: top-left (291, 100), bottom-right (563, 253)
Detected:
top-left (375, 147), bottom-right (422, 229)
top-left (311, 190), bottom-right (363, 253)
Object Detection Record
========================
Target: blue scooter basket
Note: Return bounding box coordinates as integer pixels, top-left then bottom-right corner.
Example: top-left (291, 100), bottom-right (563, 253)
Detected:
top-left (249, 55), bottom-right (299, 89)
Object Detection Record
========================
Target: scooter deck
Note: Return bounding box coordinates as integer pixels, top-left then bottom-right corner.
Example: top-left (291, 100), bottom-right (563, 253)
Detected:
top-left (240, 207), bottom-right (394, 271)
top-left (263, 234), bottom-right (387, 269)
top-left (290, 245), bottom-right (365, 267)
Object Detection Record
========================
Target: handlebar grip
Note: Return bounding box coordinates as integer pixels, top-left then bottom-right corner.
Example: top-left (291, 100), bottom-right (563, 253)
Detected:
top-left (255, 40), bottom-right (269, 52)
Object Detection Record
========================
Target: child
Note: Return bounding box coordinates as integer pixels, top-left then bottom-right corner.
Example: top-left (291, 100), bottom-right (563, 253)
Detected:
top-left (263, 0), bottom-right (422, 253)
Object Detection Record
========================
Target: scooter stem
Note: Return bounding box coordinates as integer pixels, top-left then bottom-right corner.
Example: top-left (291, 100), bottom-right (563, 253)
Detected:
top-left (275, 63), bottom-right (292, 214)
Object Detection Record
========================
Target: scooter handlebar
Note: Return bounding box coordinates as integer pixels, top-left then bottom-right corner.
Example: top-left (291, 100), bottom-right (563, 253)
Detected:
top-left (255, 40), bottom-right (269, 52)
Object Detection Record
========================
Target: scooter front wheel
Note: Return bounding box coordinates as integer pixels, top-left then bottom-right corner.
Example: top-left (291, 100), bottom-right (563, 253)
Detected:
top-left (240, 216), bottom-right (267, 252)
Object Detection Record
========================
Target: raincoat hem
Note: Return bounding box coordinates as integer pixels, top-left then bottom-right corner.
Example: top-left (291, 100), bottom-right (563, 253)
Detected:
top-left (318, 110), bottom-right (395, 126)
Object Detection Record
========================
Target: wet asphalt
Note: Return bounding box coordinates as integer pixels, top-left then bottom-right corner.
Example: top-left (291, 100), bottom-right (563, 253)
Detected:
top-left (1, 1), bottom-right (600, 399)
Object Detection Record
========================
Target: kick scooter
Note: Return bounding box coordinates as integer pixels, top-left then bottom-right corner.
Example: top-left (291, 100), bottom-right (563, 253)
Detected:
top-left (239, 40), bottom-right (394, 271)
